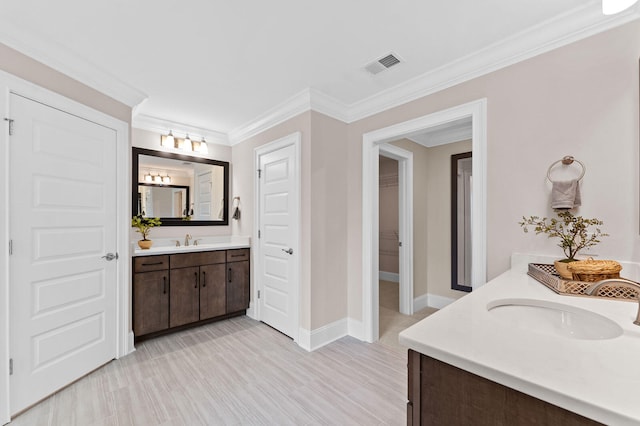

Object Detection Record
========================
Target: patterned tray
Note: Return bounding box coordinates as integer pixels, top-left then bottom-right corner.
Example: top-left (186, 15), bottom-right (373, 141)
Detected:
top-left (527, 263), bottom-right (639, 301)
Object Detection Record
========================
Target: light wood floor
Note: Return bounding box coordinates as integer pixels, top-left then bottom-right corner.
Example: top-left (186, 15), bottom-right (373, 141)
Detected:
top-left (9, 283), bottom-right (436, 426)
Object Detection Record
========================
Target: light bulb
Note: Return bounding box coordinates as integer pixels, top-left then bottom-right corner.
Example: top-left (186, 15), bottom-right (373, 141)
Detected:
top-left (198, 137), bottom-right (209, 154)
top-left (183, 134), bottom-right (193, 152)
top-left (163, 130), bottom-right (175, 148)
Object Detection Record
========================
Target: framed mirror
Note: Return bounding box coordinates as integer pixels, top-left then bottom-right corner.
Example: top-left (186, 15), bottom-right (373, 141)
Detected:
top-left (132, 147), bottom-right (229, 226)
top-left (451, 151), bottom-right (472, 292)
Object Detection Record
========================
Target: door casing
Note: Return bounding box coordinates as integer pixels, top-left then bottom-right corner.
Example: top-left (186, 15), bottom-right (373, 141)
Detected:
top-left (362, 99), bottom-right (487, 343)
top-left (0, 70), bottom-right (131, 424)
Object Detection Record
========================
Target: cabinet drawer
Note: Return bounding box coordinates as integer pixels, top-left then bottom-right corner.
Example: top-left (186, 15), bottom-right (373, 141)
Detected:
top-left (170, 251), bottom-right (226, 269)
top-left (227, 248), bottom-right (249, 262)
top-left (134, 255), bottom-right (169, 272)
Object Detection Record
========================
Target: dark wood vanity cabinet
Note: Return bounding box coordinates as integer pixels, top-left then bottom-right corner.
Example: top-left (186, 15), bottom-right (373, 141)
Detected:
top-left (133, 248), bottom-right (250, 341)
top-left (226, 249), bottom-right (250, 313)
top-left (407, 350), bottom-right (601, 426)
top-left (133, 256), bottom-right (170, 336)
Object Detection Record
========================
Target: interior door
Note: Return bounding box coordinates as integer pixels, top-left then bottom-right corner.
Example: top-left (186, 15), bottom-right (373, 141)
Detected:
top-left (9, 93), bottom-right (118, 414)
top-left (257, 141), bottom-right (299, 339)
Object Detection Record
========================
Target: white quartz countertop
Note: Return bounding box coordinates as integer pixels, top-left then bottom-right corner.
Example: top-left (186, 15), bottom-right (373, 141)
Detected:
top-left (399, 264), bottom-right (640, 425)
top-left (132, 236), bottom-right (250, 257)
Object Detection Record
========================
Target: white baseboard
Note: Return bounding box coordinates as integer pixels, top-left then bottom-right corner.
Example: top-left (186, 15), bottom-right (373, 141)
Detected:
top-left (126, 331), bottom-right (136, 356)
top-left (414, 292), bottom-right (456, 311)
top-left (379, 271), bottom-right (399, 282)
top-left (297, 318), bottom-right (349, 352)
top-left (246, 301), bottom-right (257, 320)
top-left (347, 317), bottom-right (364, 341)
top-left (413, 292), bottom-right (430, 312)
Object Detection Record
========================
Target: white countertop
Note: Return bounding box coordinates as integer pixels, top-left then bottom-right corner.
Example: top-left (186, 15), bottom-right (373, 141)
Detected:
top-left (399, 257), bottom-right (640, 425)
top-left (132, 236), bottom-right (250, 256)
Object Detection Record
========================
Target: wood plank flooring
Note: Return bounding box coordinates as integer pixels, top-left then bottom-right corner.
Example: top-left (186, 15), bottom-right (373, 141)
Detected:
top-left (10, 317), bottom-right (407, 426)
top-left (10, 282), bottom-right (437, 426)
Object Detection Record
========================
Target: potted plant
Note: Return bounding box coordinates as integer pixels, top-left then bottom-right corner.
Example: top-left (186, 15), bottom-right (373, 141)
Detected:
top-left (519, 211), bottom-right (608, 279)
top-left (132, 215), bottom-right (162, 249)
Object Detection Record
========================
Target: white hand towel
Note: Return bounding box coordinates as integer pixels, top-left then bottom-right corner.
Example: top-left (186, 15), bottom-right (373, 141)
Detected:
top-left (551, 179), bottom-right (581, 209)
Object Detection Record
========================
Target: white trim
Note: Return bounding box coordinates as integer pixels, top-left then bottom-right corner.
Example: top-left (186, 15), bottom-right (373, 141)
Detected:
top-left (427, 294), bottom-right (456, 310)
top-left (347, 318), bottom-right (365, 341)
top-left (298, 318), bottom-right (349, 352)
top-left (254, 132), bottom-right (301, 344)
top-left (379, 144), bottom-right (414, 316)
top-left (413, 292), bottom-right (457, 312)
top-left (345, 5), bottom-right (640, 123)
top-left (0, 80), bottom-right (10, 426)
top-left (362, 99), bottom-right (487, 343)
top-left (379, 271), bottom-right (399, 283)
top-left (225, 6), bottom-right (639, 143)
top-left (413, 293), bottom-right (430, 313)
top-left (0, 17), bottom-right (147, 108)
top-left (245, 301), bottom-right (257, 320)
top-left (231, 91), bottom-right (313, 145)
top-left (0, 70), bottom-right (131, 422)
top-left (133, 114), bottom-right (229, 146)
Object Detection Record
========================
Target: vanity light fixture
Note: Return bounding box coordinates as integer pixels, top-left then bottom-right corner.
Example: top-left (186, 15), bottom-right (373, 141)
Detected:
top-left (153, 175), bottom-right (163, 184)
top-left (162, 130), bottom-right (175, 148)
top-left (183, 134), bottom-right (193, 152)
top-left (144, 172), bottom-right (153, 183)
top-left (602, 0), bottom-right (638, 14)
top-left (198, 137), bottom-right (209, 154)
top-left (162, 175), bottom-right (172, 184)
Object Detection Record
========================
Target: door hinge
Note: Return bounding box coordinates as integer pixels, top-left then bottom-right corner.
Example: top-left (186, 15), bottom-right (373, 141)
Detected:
top-left (399, 241), bottom-right (402, 247)
top-left (258, 290), bottom-right (261, 299)
top-left (9, 239), bottom-right (12, 255)
top-left (9, 358), bottom-right (13, 375)
top-left (257, 169), bottom-right (262, 178)
top-left (4, 118), bottom-right (14, 135)
top-left (258, 230), bottom-right (261, 239)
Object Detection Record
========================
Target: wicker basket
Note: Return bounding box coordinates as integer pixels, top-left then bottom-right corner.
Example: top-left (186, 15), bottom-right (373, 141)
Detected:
top-left (566, 258), bottom-right (622, 282)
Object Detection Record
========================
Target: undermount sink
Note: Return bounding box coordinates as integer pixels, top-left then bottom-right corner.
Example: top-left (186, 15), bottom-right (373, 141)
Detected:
top-left (487, 298), bottom-right (623, 340)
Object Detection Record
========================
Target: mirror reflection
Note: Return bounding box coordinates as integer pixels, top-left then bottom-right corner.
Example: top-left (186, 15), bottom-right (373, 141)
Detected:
top-left (132, 148), bottom-right (229, 226)
top-left (451, 151), bottom-right (472, 292)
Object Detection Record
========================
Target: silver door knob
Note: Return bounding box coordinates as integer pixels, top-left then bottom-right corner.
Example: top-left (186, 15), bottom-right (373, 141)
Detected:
top-left (282, 248), bottom-right (293, 255)
top-left (102, 253), bottom-right (118, 261)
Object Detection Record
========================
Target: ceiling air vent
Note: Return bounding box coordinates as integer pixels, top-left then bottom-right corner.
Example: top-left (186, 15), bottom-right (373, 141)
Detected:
top-left (364, 53), bottom-right (402, 75)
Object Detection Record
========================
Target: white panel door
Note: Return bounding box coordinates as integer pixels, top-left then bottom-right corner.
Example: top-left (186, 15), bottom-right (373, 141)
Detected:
top-left (196, 170), bottom-right (212, 219)
top-left (9, 93), bottom-right (117, 414)
top-left (258, 142), bottom-right (298, 339)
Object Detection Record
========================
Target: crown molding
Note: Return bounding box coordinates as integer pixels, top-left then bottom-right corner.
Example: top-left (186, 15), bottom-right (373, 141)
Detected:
top-left (345, 3), bottom-right (640, 122)
top-left (228, 4), bottom-right (639, 143)
top-left (0, 17), bottom-right (147, 108)
top-left (132, 114), bottom-right (229, 146)
top-left (228, 89), bottom-right (313, 145)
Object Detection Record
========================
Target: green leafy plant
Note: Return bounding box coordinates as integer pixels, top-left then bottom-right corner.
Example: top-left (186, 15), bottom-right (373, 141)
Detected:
top-left (519, 211), bottom-right (608, 261)
top-left (131, 215), bottom-right (161, 241)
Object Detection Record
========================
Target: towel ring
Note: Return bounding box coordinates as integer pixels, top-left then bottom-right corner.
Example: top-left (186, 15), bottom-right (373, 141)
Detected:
top-left (546, 156), bottom-right (585, 182)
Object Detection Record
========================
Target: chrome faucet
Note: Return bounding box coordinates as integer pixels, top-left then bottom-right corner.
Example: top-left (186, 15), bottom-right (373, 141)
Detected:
top-left (184, 233), bottom-right (192, 246)
top-left (586, 279), bottom-right (640, 326)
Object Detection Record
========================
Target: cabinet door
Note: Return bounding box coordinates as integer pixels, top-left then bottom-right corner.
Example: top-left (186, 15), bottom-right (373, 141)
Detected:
top-left (199, 264), bottom-right (226, 320)
top-left (133, 271), bottom-right (169, 336)
top-left (170, 267), bottom-right (200, 327)
top-left (227, 261), bottom-right (250, 313)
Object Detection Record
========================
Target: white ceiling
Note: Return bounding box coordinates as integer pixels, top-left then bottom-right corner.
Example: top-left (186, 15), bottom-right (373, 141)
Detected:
top-left (1, 0), bottom-right (637, 143)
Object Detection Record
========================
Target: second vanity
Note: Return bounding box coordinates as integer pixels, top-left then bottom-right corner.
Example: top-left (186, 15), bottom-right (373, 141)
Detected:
top-left (400, 254), bottom-right (640, 425)
top-left (132, 238), bottom-right (250, 341)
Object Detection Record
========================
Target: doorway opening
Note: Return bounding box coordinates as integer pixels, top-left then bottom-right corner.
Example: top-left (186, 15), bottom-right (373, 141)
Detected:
top-left (362, 99), bottom-right (487, 343)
